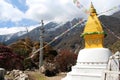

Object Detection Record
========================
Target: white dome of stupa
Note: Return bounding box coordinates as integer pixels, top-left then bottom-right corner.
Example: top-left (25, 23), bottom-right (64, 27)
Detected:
top-left (77, 48), bottom-right (112, 63)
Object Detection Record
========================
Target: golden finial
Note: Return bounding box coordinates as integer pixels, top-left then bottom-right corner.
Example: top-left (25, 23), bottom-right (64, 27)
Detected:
top-left (90, 2), bottom-right (97, 15)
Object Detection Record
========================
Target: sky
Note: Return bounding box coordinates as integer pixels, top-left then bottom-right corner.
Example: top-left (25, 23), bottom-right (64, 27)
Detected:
top-left (0, 0), bottom-right (120, 35)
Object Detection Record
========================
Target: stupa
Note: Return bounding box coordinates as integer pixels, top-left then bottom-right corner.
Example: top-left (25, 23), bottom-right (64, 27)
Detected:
top-left (62, 3), bottom-right (112, 80)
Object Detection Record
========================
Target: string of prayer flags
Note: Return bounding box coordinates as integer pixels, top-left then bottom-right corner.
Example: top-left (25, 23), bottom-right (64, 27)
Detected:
top-left (73, 0), bottom-right (90, 15)
top-left (98, 4), bottom-right (120, 15)
top-left (73, 0), bottom-right (120, 16)
top-left (79, 19), bottom-right (83, 23)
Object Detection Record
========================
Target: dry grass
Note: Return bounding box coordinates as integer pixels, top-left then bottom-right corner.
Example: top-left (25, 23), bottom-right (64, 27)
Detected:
top-left (26, 71), bottom-right (46, 80)
top-left (46, 72), bottom-right (66, 80)
top-left (26, 71), bottom-right (66, 80)
top-left (5, 70), bottom-right (66, 80)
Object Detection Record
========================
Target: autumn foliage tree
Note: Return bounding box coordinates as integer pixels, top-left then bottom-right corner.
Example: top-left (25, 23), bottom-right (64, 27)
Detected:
top-left (8, 38), bottom-right (58, 70)
top-left (8, 38), bottom-right (33, 58)
top-left (30, 41), bottom-right (57, 62)
top-left (0, 45), bottom-right (24, 70)
top-left (55, 50), bottom-right (77, 72)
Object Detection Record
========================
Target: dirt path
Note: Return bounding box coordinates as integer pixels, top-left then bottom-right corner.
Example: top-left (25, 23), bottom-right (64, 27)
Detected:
top-left (46, 73), bottom-right (66, 80)
top-left (25, 71), bottom-right (66, 80)
top-left (25, 71), bottom-right (46, 80)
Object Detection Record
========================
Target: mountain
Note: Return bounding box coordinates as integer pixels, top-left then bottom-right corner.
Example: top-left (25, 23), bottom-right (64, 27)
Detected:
top-left (1, 18), bottom-right (84, 51)
top-left (99, 15), bottom-right (120, 47)
top-left (18, 18), bottom-right (83, 48)
top-left (109, 40), bottom-right (120, 53)
top-left (0, 34), bottom-right (14, 42)
top-left (0, 31), bottom-right (26, 44)
top-left (51, 15), bottom-right (120, 52)
top-left (1, 18), bottom-right (82, 44)
top-left (0, 22), bottom-right (60, 44)
top-left (112, 11), bottom-right (120, 19)
top-left (0, 11), bottom-right (120, 53)
top-left (19, 21), bottom-right (61, 42)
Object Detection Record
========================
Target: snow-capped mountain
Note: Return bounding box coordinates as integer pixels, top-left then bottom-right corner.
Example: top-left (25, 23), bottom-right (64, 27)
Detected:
top-left (0, 21), bottom-right (62, 44)
top-left (0, 31), bottom-right (27, 43)
top-left (0, 14), bottom-right (120, 53)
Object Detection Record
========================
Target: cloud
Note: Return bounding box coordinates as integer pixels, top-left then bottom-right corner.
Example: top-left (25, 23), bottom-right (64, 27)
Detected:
top-left (83, 0), bottom-right (120, 15)
top-left (25, 0), bottom-right (81, 22)
top-left (1, 0), bottom-right (81, 23)
top-left (0, 0), bottom-right (24, 22)
top-left (0, 0), bottom-right (120, 35)
top-left (0, 25), bottom-right (37, 35)
top-left (25, 0), bottom-right (120, 22)
top-left (1, 0), bottom-right (120, 23)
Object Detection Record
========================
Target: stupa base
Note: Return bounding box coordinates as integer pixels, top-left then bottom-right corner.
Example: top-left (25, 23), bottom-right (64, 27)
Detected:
top-left (62, 63), bottom-right (106, 80)
top-left (62, 48), bottom-right (112, 80)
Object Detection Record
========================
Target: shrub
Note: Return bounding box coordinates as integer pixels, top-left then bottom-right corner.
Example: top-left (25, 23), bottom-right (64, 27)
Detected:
top-left (0, 45), bottom-right (24, 70)
top-left (8, 38), bottom-right (33, 58)
top-left (44, 62), bottom-right (58, 77)
top-left (54, 50), bottom-right (77, 72)
top-left (23, 58), bottom-right (38, 70)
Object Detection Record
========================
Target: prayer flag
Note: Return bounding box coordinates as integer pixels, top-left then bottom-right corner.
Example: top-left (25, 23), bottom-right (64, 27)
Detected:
top-left (84, 9), bottom-right (90, 14)
top-left (79, 19), bottom-right (83, 23)
top-left (76, 1), bottom-right (83, 8)
top-left (73, 0), bottom-right (83, 9)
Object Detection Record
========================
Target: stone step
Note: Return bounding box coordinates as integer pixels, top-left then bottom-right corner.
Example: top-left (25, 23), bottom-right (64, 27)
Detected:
top-left (62, 72), bottom-right (101, 80)
top-left (71, 65), bottom-right (106, 74)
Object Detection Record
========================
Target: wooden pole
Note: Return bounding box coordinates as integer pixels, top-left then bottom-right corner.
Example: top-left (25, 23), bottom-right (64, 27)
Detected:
top-left (39, 20), bottom-right (44, 69)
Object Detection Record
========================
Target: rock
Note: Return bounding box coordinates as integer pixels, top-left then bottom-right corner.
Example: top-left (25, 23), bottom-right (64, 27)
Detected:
top-left (6, 70), bottom-right (29, 80)
top-left (6, 71), bottom-right (10, 75)
top-left (43, 62), bottom-right (59, 77)
top-left (40, 66), bottom-right (46, 73)
top-left (14, 73), bottom-right (29, 80)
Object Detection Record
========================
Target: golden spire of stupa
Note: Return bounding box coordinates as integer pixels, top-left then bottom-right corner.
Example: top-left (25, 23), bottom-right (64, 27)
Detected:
top-left (81, 3), bottom-right (105, 48)
top-left (90, 2), bottom-right (97, 15)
